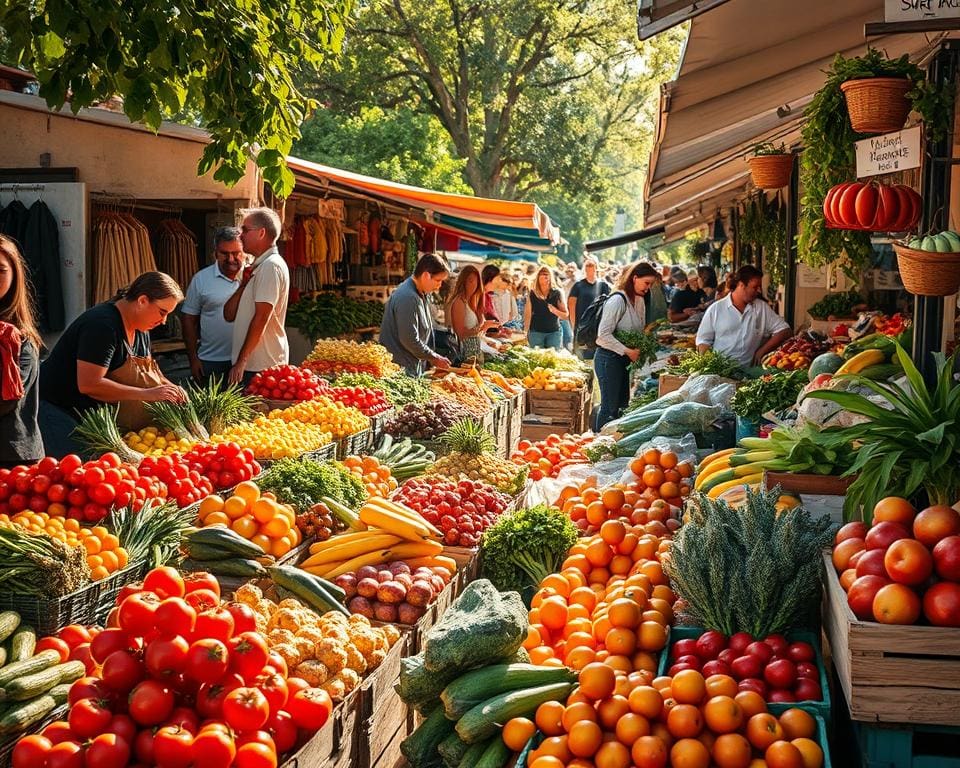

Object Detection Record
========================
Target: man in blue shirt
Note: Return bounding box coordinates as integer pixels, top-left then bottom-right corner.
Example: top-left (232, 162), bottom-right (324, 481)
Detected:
top-left (181, 227), bottom-right (244, 381)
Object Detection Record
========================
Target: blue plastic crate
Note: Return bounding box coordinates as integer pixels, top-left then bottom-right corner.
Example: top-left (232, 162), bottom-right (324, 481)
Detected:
top-left (657, 625), bottom-right (831, 722)
top-left (854, 721), bottom-right (960, 768)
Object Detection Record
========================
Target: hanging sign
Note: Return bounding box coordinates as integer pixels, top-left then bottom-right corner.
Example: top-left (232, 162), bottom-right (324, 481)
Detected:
top-left (855, 126), bottom-right (922, 178)
top-left (885, 0), bottom-right (960, 23)
top-left (798, 264), bottom-right (827, 289)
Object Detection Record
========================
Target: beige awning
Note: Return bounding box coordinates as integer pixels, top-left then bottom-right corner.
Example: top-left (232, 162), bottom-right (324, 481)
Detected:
top-left (637, 0), bottom-right (732, 40)
top-left (644, 0), bottom-right (949, 228)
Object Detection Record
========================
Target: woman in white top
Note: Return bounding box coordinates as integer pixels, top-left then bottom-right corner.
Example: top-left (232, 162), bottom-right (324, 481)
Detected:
top-left (447, 265), bottom-right (497, 364)
top-left (594, 262), bottom-right (659, 428)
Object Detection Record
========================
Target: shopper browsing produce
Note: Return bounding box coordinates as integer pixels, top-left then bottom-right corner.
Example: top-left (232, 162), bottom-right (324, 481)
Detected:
top-left (568, 256), bottom-right (610, 358)
top-left (379, 253), bottom-right (452, 375)
top-left (39, 271), bottom-right (187, 455)
top-left (0, 235), bottom-right (43, 467)
top-left (524, 266), bottom-right (569, 350)
top-left (696, 265), bottom-right (791, 367)
top-left (594, 261), bottom-right (658, 429)
top-left (447, 265), bottom-right (498, 364)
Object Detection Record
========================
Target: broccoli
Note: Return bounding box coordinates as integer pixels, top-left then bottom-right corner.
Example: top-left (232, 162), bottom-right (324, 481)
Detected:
top-left (257, 458), bottom-right (366, 511)
top-left (479, 505), bottom-right (578, 596)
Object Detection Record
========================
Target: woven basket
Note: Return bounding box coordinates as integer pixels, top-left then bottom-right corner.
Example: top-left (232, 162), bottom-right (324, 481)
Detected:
top-left (893, 243), bottom-right (960, 297)
top-left (840, 77), bottom-right (912, 134)
top-left (747, 154), bottom-right (794, 189)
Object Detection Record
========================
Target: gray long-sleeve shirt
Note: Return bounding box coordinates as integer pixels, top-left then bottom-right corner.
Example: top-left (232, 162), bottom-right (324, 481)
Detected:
top-left (379, 277), bottom-right (436, 376)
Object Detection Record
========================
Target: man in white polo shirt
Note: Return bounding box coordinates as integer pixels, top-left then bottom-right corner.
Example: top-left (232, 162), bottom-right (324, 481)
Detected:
top-left (181, 227), bottom-right (244, 382)
top-left (696, 265), bottom-right (791, 367)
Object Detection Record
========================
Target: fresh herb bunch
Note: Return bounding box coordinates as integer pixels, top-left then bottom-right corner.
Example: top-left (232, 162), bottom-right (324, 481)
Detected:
top-left (108, 499), bottom-right (195, 568)
top-left (730, 371), bottom-right (808, 422)
top-left (666, 487), bottom-right (836, 636)
top-left (187, 377), bottom-right (258, 435)
top-left (72, 404), bottom-right (144, 463)
top-left (483, 347), bottom-right (586, 379)
top-left (0, 526), bottom-right (89, 596)
top-left (739, 194), bottom-right (789, 287)
top-left (666, 349), bottom-right (743, 379)
top-left (807, 290), bottom-right (864, 320)
top-left (582, 436), bottom-right (617, 463)
top-left (144, 400), bottom-right (209, 441)
top-left (624, 388), bottom-right (659, 414)
top-left (257, 458), bottom-right (367, 512)
top-left (805, 345), bottom-right (960, 520)
top-left (480, 504), bottom-right (578, 595)
top-left (286, 293), bottom-right (384, 341)
top-left (752, 141), bottom-right (787, 156)
top-left (614, 330), bottom-right (659, 373)
top-left (799, 48), bottom-right (953, 277)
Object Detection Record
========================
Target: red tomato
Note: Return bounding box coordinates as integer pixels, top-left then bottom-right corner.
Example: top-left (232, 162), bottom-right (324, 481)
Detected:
top-left (47, 483), bottom-right (68, 503)
top-left (287, 688), bottom-right (333, 730)
top-left (134, 729), bottom-right (156, 765)
top-left (58, 624), bottom-right (93, 648)
top-left (69, 697), bottom-right (114, 739)
top-left (265, 710), bottom-right (298, 753)
top-left (184, 588), bottom-right (220, 613)
top-left (154, 598), bottom-right (197, 638)
top-left (90, 627), bottom-right (134, 664)
top-left (45, 740), bottom-right (85, 768)
top-left (145, 635), bottom-right (190, 679)
top-left (118, 592), bottom-right (160, 636)
top-left (152, 725), bottom-right (194, 768)
top-left (196, 674), bottom-right (245, 720)
top-left (143, 566), bottom-right (186, 599)
top-left (185, 639), bottom-right (230, 684)
top-left (194, 607), bottom-right (235, 643)
top-left (183, 572), bottom-right (221, 599)
top-left (68, 677), bottom-right (108, 706)
top-left (82, 466), bottom-right (105, 487)
top-left (191, 727), bottom-right (237, 768)
top-left (116, 581), bottom-right (144, 605)
top-left (101, 649), bottom-right (146, 693)
top-left (12, 734), bottom-right (52, 768)
top-left (234, 741), bottom-right (277, 768)
top-left (129, 680), bottom-right (175, 726)
top-left (230, 632), bottom-right (270, 681)
top-left (265, 650), bottom-right (287, 678)
top-left (284, 677), bottom-right (310, 696)
top-left (167, 706), bottom-right (201, 734)
top-left (41, 721), bottom-right (74, 745)
top-left (68, 643), bottom-right (97, 674)
top-left (105, 714), bottom-right (137, 744)
top-left (222, 687), bottom-right (270, 731)
top-left (36, 636), bottom-right (71, 663)
top-left (224, 602), bottom-right (258, 634)
top-left (254, 672), bottom-right (288, 715)
top-left (99, 452), bottom-right (122, 469)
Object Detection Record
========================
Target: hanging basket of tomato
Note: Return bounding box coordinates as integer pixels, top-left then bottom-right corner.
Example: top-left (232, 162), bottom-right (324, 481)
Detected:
top-left (822, 181), bottom-right (921, 232)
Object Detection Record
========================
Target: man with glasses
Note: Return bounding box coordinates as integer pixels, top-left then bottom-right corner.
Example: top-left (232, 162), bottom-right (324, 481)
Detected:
top-left (181, 227), bottom-right (246, 382)
top-left (224, 207), bottom-right (289, 386)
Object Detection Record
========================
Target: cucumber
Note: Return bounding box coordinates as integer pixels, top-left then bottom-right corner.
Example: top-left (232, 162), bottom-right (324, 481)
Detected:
top-left (203, 558), bottom-right (266, 577)
top-left (183, 541), bottom-right (238, 561)
top-left (268, 565), bottom-right (349, 616)
top-left (7, 627), bottom-right (35, 664)
top-left (316, 576), bottom-right (346, 602)
top-left (0, 612), bottom-right (20, 644)
top-left (0, 683), bottom-right (70, 734)
top-left (459, 738), bottom-right (493, 768)
top-left (400, 706), bottom-right (456, 766)
top-left (455, 681), bottom-right (575, 744)
top-left (187, 527), bottom-right (264, 558)
top-left (0, 646), bottom-right (7, 670)
top-left (5, 660), bottom-right (85, 701)
top-left (474, 738), bottom-right (510, 768)
top-left (0, 650), bottom-right (61, 688)
top-left (441, 664), bottom-right (578, 720)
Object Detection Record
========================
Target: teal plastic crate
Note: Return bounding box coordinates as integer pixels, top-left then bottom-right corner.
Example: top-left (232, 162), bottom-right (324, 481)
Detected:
top-left (854, 721), bottom-right (960, 768)
top-left (657, 625), bottom-right (831, 721)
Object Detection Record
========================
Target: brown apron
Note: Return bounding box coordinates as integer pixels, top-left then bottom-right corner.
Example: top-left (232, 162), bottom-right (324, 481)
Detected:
top-left (106, 339), bottom-right (165, 431)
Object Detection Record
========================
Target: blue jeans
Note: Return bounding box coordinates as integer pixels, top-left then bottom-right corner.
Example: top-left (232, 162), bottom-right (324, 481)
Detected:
top-left (528, 330), bottom-right (562, 349)
top-left (594, 347), bottom-right (630, 429)
top-left (201, 359), bottom-right (233, 381)
top-left (38, 401), bottom-right (82, 458)
top-left (560, 319), bottom-right (573, 349)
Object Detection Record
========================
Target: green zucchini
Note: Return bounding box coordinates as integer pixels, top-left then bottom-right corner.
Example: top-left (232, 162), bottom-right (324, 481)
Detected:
top-left (183, 557), bottom-right (265, 578)
top-left (8, 626), bottom-right (36, 663)
top-left (400, 706), bottom-right (456, 766)
top-left (316, 575), bottom-right (346, 602)
top-left (455, 682), bottom-right (574, 744)
top-left (5, 660), bottom-right (86, 701)
top-left (474, 738), bottom-right (510, 768)
top-left (438, 731), bottom-right (470, 768)
top-left (0, 650), bottom-right (61, 688)
top-left (268, 566), bottom-right (349, 616)
top-left (0, 683), bottom-right (70, 734)
top-left (441, 664), bottom-right (577, 720)
top-left (182, 541), bottom-right (238, 561)
top-left (0, 612), bottom-right (20, 644)
top-left (186, 526), bottom-right (264, 558)
top-left (459, 739), bottom-right (493, 768)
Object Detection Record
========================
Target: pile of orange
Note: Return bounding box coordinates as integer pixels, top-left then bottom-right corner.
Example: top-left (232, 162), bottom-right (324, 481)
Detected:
top-left (0, 512), bottom-right (129, 581)
top-left (556, 478), bottom-right (684, 537)
top-left (197, 480), bottom-right (301, 558)
top-left (514, 666), bottom-right (824, 768)
top-left (523, 520), bottom-right (675, 673)
top-left (341, 455), bottom-right (398, 498)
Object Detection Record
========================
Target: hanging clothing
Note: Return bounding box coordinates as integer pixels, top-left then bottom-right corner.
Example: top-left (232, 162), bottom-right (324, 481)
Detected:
top-left (156, 219), bottom-right (200, 293)
top-left (92, 212), bottom-right (158, 303)
top-left (0, 200), bottom-right (28, 245)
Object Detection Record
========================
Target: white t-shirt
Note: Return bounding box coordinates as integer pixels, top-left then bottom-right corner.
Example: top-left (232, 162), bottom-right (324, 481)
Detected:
top-left (695, 294), bottom-right (790, 366)
top-left (596, 291), bottom-right (646, 357)
top-left (231, 246), bottom-right (290, 371)
top-left (182, 263), bottom-right (240, 362)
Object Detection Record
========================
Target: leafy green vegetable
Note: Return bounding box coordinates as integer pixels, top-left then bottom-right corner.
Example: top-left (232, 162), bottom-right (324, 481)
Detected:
top-left (257, 458), bottom-right (366, 512)
top-left (730, 371), bottom-right (808, 422)
top-left (806, 290), bottom-right (864, 320)
top-left (333, 372), bottom-right (431, 406)
top-left (666, 488), bottom-right (836, 636)
top-left (666, 350), bottom-right (743, 379)
top-left (483, 347), bottom-right (587, 379)
top-left (614, 330), bottom-right (660, 373)
top-left (287, 293), bottom-right (385, 341)
top-left (480, 505), bottom-right (578, 596)
top-left (623, 388), bottom-right (659, 414)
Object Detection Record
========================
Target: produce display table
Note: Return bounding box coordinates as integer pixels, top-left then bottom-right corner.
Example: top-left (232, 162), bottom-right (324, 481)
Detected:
top-left (522, 385), bottom-right (592, 439)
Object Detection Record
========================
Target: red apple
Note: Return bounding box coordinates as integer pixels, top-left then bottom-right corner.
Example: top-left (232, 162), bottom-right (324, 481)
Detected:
top-left (884, 538), bottom-right (933, 586)
top-left (839, 569), bottom-right (858, 591)
top-left (669, 663), bottom-right (699, 676)
top-left (872, 497), bottom-right (917, 527)
top-left (832, 537), bottom-right (865, 571)
top-left (855, 548), bottom-right (888, 578)
top-left (671, 638), bottom-right (699, 660)
top-left (745, 641), bottom-right (773, 664)
top-left (835, 521), bottom-right (868, 544)
top-left (768, 688), bottom-right (796, 703)
top-left (847, 575), bottom-right (890, 620)
top-left (763, 659), bottom-right (797, 689)
top-left (794, 678), bottom-right (823, 701)
top-left (701, 659), bottom-right (732, 677)
top-left (675, 654), bottom-right (702, 671)
top-left (933, 536), bottom-right (960, 581)
top-left (737, 678), bottom-right (768, 698)
top-left (847, 550), bottom-right (866, 570)
top-left (718, 648), bottom-right (738, 667)
top-left (872, 583), bottom-right (922, 625)
top-left (786, 642), bottom-right (815, 664)
top-left (764, 634), bottom-right (789, 657)
top-left (728, 632), bottom-right (753, 655)
top-left (695, 630), bottom-right (727, 661)
top-left (730, 655), bottom-right (762, 681)
top-left (865, 521), bottom-right (910, 551)
top-left (795, 662), bottom-right (818, 680)
top-left (922, 582), bottom-right (960, 627)
top-left (913, 506), bottom-right (960, 548)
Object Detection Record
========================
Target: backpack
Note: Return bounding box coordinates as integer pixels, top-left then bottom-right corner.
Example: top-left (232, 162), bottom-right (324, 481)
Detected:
top-left (575, 291), bottom-right (626, 350)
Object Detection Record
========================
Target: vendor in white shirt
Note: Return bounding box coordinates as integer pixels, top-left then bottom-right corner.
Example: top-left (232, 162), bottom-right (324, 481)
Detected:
top-left (695, 265), bottom-right (792, 367)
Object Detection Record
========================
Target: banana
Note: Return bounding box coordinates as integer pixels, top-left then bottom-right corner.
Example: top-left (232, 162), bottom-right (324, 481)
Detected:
top-left (697, 447), bottom-right (737, 472)
top-left (729, 450), bottom-right (778, 467)
top-left (707, 474), bottom-right (763, 499)
top-left (300, 533), bottom-right (403, 568)
top-left (737, 437), bottom-right (771, 451)
top-left (835, 349), bottom-right (886, 375)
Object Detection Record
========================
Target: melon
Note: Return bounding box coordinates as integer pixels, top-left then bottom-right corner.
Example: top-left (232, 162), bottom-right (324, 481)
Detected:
top-left (808, 352), bottom-right (844, 381)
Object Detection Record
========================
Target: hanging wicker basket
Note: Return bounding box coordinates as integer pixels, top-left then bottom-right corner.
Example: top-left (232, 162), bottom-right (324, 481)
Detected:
top-left (747, 154), bottom-right (794, 189)
top-left (840, 77), bottom-right (913, 134)
top-left (893, 243), bottom-right (960, 297)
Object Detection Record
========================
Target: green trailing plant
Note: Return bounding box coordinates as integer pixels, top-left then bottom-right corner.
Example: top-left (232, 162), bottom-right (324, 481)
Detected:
top-left (752, 141), bottom-right (788, 156)
top-left (806, 289), bottom-right (864, 320)
top-left (739, 193), bottom-right (789, 287)
top-left (805, 344), bottom-right (960, 520)
top-left (798, 48), bottom-right (953, 278)
top-left (665, 487), bottom-right (836, 636)
top-left (666, 349), bottom-right (743, 379)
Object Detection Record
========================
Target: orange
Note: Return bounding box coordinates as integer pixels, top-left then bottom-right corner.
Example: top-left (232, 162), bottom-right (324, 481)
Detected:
top-left (705, 674), bottom-right (739, 699)
top-left (251, 497), bottom-right (278, 524)
top-left (233, 480), bottom-right (260, 505)
top-left (660, 481), bottom-right (680, 499)
top-left (585, 538), bottom-right (613, 567)
top-left (603, 654), bottom-right (633, 674)
top-left (597, 695), bottom-right (630, 730)
top-left (231, 515), bottom-right (258, 539)
top-left (539, 597), bottom-right (569, 632)
top-left (631, 735), bottom-right (668, 768)
top-left (567, 720), bottom-right (603, 758)
top-left (198, 495), bottom-right (224, 518)
top-left (651, 676), bottom-right (673, 693)
top-left (778, 709), bottom-right (816, 740)
top-left (261, 515), bottom-right (291, 538)
top-left (523, 625), bottom-right (543, 650)
top-left (604, 627), bottom-right (637, 656)
top-left (99, 551), bottom-right (120, 572)
top-left (541, 573), bottom-right (572, 598)
top-left (251, 533), bottom-right (272, 553)
top-left (746, 714), bottom-right (784, 751)
top-left (642, 467), bottom-right (665, 488)
top-left (501, 717), bottom-right (536, 751)
top-left (534, 701), bottom-right (565, 736)
top-left (577, 662), bottom-right (616, 701)
top-left (602, 488), bottom-right (626, 512)
top-left (223, 496), bottom-right (248, 520)
top-left (703, 695), bottom-right (744, 734)
top-left (565, 629), bottom-right (595, 648)
top-left (666, 704), bottom-right (703, 739)
top-left (528, 646), bottom-right (555, 665)
top-left (670, 737), bottom-right (710, 768)
top-left (659, 451), bottom-right (678, 469)
top-left (641, 448), bottom-right (661, 465)
top-left (600, 519), bottom-right (626, 545)
top-left (764, 740), bottom-right (804, 768)
top-left (82, 537), bottom-right (101, 555)
top-left (565, 646), bottom-right (597, 671)
top-left (638, 621), bottom-right (667, 652)
top-left (537, 736), bottom-right (572, 763)
top-left (90, 565), bottom-right (110, 581)
top-left (269, 537), bottom-right (292, 558)
top-left (734, 691), bottom-right (768, 719)
top-left (647, 597), bottom-right (674, 624)
top-left (203, 511), bottom-right (231, 528)
top-left (614, 712), bottom-right (650, 746)
top-left (564, 553), bottom-right (591, 573)
top-left (790, 738), bottom-right (824, 768)
top-left (651, 584), bottom-right (675, 602)
top-left (712, 733), bottom-right (753, 768)
top-left (628, 685), bottom-right (663, 718)
top-left (561, 701), bottom-right (598, 732)
top-left (569, 586), bottom-right (597, 612)
top-left (639, 560), bottom-right (667, 586)
top-left (607, 598), bottom-right (642, 628)
top-left (565, 603), bottom-right (590, 622)
top-left (529, 758), bottom-right (564, 768)
top-left (594, 740), bottom-right (631, 768)
top-left (632, 650), bottom-right (659, 673)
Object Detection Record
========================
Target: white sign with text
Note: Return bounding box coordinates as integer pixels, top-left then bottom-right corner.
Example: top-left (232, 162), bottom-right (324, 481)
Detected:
top-left (855, 126), bottom-right (922, 178)
top-left (885, 0), bottom-right (960, 23)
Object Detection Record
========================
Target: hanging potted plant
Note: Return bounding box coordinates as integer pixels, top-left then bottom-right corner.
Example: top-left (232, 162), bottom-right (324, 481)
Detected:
top-left (747, 142), bottom-right (794, 190)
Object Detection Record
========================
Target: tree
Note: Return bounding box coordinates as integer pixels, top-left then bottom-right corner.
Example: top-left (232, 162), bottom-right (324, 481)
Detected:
top-left (0, 0), bottom-right (351, 196)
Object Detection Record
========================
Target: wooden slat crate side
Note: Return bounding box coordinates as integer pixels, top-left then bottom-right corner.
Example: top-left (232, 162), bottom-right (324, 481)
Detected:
top-left (847, 685), bottom-right (960, 727)
top-left (281, 687), bottom-right (361, 768)
top-left (358, 637), bottom-right (411, 768)
top-left (369, 721), bottom-right (410, 768)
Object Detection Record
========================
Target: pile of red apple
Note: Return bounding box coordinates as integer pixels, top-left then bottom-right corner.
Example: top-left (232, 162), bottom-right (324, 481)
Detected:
top-left (831, 497), bottom-right (960, 627)
top-left (668, 630), bottom-right (822, 704)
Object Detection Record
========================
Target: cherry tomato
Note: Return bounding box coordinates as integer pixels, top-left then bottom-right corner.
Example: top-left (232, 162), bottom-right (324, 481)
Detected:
top-left (222, 687), bottom-right (270, 731)
top-left (185, 639), bottom-right (229, 684)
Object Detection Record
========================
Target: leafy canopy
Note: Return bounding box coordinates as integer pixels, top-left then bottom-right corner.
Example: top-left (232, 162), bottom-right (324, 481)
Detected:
top-left (0, 0), bottom-right (351, 196)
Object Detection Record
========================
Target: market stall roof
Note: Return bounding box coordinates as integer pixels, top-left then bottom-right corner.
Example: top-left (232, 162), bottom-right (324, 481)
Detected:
top-left (637, 0), bottom-right (732, 40)
top-left (584, 225), bottom-right (666, 252)
top-left (644, 0), bottom-right (948, 229)
top-left (286, 156), bottom-right (561, 250)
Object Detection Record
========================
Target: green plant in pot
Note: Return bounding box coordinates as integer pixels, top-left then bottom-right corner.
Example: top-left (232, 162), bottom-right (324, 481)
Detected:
top-left (799, 48), bottom-right (953, 279)
top-left (747, 142), bottom-right (794, 190)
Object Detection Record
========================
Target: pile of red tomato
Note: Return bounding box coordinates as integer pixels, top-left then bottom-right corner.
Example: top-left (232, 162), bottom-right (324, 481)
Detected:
top-left (13, 567), bottom-right (333, 768)
top-left (391, 477), bottom-right (510, 547)
top-left (246, 365), bottom-right (326, 401)
top-left (512, 434), bottom-right (592, 481)
top-left (324, 386), bottom-right (390, 416)
top-left (178, 443), bottom-right (262, 491)
top-left (136, 455), bottom-right (214, 510)
top-left (822, 181), bottom-right (921, 232)
top-left (0, 454), bottom-right (167, 523)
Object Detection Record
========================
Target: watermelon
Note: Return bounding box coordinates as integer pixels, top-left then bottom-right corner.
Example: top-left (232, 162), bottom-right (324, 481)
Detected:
top-left (808, 352), bottom-right (844, 381)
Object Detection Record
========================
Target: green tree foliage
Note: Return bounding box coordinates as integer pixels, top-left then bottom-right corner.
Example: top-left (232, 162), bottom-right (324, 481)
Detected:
top-left (0, 0), bottom-right (351, 196)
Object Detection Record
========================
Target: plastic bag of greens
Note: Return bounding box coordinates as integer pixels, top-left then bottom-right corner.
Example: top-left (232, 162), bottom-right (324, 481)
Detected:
top-left (614, 403), bottom-right (724, 456)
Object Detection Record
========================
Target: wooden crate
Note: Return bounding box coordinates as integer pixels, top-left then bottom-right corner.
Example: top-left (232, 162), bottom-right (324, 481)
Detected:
top-left (525, 387), bottom-right (587, 423)
top-left (280, 687), bottom-right (362, 768)
top-left (822, 551), bottom-right (960, 726)
top-left (658, 374), bottom-right (687, 396)
top-left (764, 471), bottom-right (854, 497)
top-left (442, 546), bottom-right (480, 582)
top-left (369, 721), bottom-right (410, 768)
top-left (358, 630), bottom-right (414, 768)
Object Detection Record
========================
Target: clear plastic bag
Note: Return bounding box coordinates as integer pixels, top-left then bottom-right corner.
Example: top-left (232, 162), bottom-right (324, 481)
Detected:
top-left (617, 434), bottom-right (698, 485)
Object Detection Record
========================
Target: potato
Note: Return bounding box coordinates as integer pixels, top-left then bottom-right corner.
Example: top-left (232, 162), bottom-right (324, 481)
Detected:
top-left (373, 602), bottom-right (399, 623)
top-left (348, 596), bottom-right (374, 618)
top-left (377, 581), bottom-right (407, 605)
top-left (397, 602), bottom-right (426, 624)
top-left (356, 577), bottom-right (380, 599)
